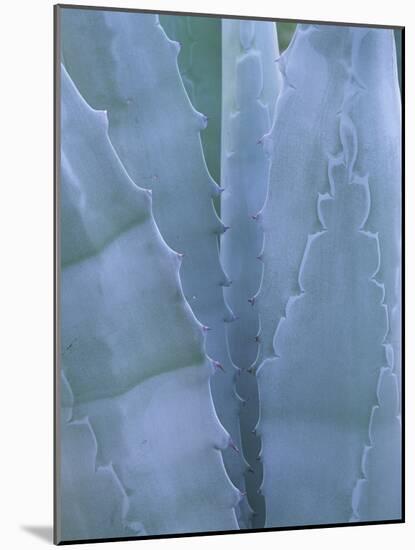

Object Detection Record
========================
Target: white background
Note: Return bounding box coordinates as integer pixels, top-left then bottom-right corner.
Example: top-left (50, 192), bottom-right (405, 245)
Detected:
top-left (1, 0), bottom-right (412, 548)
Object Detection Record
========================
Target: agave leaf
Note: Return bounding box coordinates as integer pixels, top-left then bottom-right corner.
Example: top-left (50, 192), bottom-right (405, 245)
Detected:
top-left (253, 25), bottom-right (351, 371)
top-left (256, 25), bottom-right (401, 526)
top-left (351, 367), bottom-right (401, 521)
top-left (59, 372), bottom-right (132, 541)
top-left (258, 156), bottom-right (387, 526)
top-left (60, 8), bottom-right (248, 525)
top-left (160, 14), bottom-right (222, 183)
top-left (59, 64), bottom-right (240, 540)
top-left (348, 28), bottom-right (402, 406)
top-left (347, 28), bottom-right (402, 520)
top-left (220, 18), bottom-right (280, 527)
top-left (60, 418), bottom-right (132, 540)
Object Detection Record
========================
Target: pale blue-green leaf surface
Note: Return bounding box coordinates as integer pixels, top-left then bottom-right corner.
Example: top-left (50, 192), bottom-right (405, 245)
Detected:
top-left (59, 372), bottom-right (133, 541)
top-left (253, 25), bottom-right (352, 369)
top-left (348, 28), bottom-right (402, 404)
top-left (258, 156), bottom-right (387, 526)
top-left (160, 14), bottom-right (222, 183)
top-left (59, 63), bottom-right (240, 539)
top-left (61, 8), bottom-right (248, 524)
top-left (351, 367), bottom-right (401, 521)
top-left (220, 18), bottom-right (280, 527)
top-left (256, 25), bottom-right (401, 526)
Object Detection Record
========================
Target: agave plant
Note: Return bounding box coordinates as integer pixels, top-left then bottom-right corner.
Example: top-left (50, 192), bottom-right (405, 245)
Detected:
top-left (57, 6), bottom-right (402, 542)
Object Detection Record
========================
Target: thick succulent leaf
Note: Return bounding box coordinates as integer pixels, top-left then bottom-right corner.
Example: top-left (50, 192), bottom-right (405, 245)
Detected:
top-left (256, 26), bottom-right (401, 526)
top-left (59, 373), bottom-right (132, 541)
top-left (60, 419), bottom-right (131, 540)
top-left (253, 25), bottom-right (352, 370)
top-left (348, 28), bottom-right (402, 406)
top-left (59, 64), bottom-right (240, 539)
top-left (257, 157), bottom-right (387, 527)
top-left (60, 8), bottom-right (248, 525)
top-left (351, 367), bottom-right (402, 521)
top-left (220, 18), bottom-right (280, 527)
top-left (160, 14), bottom-right (222, 183)
top-left (251, 21), bottom-right (281, 123)
top-left (348, 30), bottom-right (402, 520)
top-left (75, 366), bottom-right (242, 535)
top-left (61, 64), bottom-right (204, 402)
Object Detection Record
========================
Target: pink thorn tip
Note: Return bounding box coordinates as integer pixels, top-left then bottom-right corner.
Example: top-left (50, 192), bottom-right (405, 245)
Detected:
top-left (212, 360), bottom-right (225, 372)
top-left (202, 325), bottom-right (211, 332)
top-left (229, 439), bottom-right (240, 453)
top-left (239, 490), bottom-right (247, 497)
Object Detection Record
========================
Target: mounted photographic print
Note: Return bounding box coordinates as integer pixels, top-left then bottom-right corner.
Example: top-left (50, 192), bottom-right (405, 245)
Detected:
top-left (54, 3), bottom-right (404, 545)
